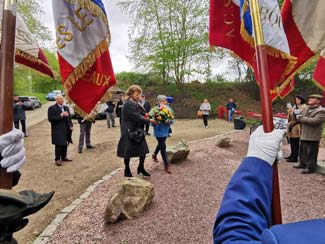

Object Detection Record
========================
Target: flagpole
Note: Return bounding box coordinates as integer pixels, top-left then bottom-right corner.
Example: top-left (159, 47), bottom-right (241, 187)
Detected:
top-left (249, 0), bottom-right (282, 225)
top-left (0, 0), bottom-right (17, 189)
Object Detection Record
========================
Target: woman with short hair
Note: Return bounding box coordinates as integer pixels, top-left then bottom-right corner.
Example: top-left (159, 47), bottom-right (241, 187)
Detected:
top-left (151, 95), bottom-right (175, 174)
top-left (117, 85), bottom-right (157, 177)
top-left (199, 99), bottom-right (211, 128)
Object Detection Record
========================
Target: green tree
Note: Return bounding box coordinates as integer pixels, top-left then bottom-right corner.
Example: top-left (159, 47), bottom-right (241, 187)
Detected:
top-left (18, 0), bottom-right (53, 47)
top-left (119, 0), bottom-right (211, 85)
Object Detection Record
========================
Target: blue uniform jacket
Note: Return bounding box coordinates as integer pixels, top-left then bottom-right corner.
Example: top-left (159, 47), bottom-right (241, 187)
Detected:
top-left (152, 106), bottom-right (174, 138)
top-left (213, 157), bottom-right (325, 244)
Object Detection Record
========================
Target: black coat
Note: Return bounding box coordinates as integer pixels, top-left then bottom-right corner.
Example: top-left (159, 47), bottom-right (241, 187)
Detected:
top-left (48, 104), bottom-right (73, 146)
top-left (143, 100), bottom-right (151, 113)
top-left (116, 100), bottom-right (123, 118)
top-left (13, 101), bottom-right (26, 121)
top-left (117, 99), bottom-right (150, 158)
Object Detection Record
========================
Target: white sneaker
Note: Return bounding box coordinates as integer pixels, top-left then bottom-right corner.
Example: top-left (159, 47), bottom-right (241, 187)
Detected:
top-left (205, 126), bottom-right (208, 129)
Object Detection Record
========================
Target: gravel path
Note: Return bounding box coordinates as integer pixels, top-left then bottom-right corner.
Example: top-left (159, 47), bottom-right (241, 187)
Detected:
top-left (48, 131), bottom-right (325, 244)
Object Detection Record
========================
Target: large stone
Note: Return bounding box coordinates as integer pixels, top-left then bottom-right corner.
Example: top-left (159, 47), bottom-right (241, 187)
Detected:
top-left (216, 137), bottom-right (231, 148)
top-left (167, 140), bottom-right (190, 164)
top-left (104, 178), bottom-right (154, 224)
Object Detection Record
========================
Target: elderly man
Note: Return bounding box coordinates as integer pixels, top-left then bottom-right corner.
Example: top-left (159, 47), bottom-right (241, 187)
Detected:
top-left (293, 94), bottom-right (325, 174)
top-left (48, 95), bottom-right (73, 166)
top-left (140, 94), bottom-right (151, 135)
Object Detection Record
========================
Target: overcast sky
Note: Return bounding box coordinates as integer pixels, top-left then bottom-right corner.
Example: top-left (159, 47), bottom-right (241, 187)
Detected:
top-left (40, 0), bottom-right (133, 72)
top-left (39, 0), bottom-right (231, 79)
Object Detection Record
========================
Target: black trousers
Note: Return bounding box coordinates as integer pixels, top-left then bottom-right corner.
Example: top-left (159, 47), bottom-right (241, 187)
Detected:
top-left (145, 123), bottom-right (150, 133)
top-left (289, 137), bottom-right (300, 160)
top-left (202, 115), bottom-right (209, 126)
top-left (154, 137), bottom-right (168, 165)
top-left (55, 145), bottom-right (67, 161)
top-left (299, 140), bottom-right (320, 170)
top-left (14, 120), bottom-right (26, 135)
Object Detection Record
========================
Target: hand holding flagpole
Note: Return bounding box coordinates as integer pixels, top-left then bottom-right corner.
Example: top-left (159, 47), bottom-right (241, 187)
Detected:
top-left (248, 0), bottom-right (282, 225)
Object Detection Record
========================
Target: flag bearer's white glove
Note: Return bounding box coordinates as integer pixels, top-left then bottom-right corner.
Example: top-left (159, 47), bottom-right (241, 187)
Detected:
top-left (247, 126), bottom-right (285, 166)
top-left (0, 129), bottom-right (26, 172)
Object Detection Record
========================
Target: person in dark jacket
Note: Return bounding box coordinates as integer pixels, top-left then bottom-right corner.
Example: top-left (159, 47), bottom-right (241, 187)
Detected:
top-left (77, 114), bottom-right (95, 154)
top-left (48, 95), bottom-right (73, 166)
top-left (117, 85), bottom-right (157, 177)
top-left (140, 94), bottom-right (152, 135)
top-left (116, 97), bottom-right (124, 126)
top-left (213, 126), bottom-right (325, 244)
top-left (13, 95), bottom-right (27, 137)
top-left (226, 98), bottom-right (237, 123)
top-left (105, 101), bottom-right (116, 128)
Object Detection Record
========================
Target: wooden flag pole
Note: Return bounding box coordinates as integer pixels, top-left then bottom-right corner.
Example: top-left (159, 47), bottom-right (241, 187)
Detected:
top-left (0, 0), bottom-right (17, 189)
top-left (249, 0), bottom-right (282, 225)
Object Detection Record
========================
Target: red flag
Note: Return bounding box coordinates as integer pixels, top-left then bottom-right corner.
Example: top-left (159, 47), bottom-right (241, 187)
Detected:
top-left (52, 0), bottom-right (116, 115)
top-left (209, 0), bottom-right (295, 90)
top-left (313, 55), bottom-right (325, 92)
top-left (281, 1), bottom-right (325, 83)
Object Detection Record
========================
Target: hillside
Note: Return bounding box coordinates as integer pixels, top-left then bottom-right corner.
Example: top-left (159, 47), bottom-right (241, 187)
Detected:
top-left (118, 80), bottom-right (322, 119)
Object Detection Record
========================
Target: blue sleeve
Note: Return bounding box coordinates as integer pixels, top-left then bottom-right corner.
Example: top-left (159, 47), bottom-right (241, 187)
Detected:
top-left (213, 157), bottom-right (273, 244)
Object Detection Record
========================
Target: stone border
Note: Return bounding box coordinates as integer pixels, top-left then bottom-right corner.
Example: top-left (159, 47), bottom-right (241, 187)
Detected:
top-left (33, 129), bottom-right (242, 244)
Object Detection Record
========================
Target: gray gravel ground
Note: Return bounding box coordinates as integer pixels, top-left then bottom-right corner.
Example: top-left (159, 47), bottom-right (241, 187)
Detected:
top-left (48, 131), bottom-right (325, 244)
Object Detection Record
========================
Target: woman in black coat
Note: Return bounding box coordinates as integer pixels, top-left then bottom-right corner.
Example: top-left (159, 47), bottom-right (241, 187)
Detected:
top-left (117, 85), bottom-right (157, 177)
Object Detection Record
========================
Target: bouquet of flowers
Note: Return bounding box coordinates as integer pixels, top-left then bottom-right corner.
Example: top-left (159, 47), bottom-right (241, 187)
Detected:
top-left (149, 106), bottom-right (174, 123)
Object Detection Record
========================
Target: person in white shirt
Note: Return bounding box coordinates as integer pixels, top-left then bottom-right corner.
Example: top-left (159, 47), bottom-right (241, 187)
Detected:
top-left (199, 99), bottom-right (211, 128)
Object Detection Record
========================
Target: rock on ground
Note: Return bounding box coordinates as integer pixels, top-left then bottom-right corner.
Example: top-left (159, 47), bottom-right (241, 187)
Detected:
top-left (104, 178), bottom-right (154, 223)
top-left (167, 140), bottom-right (190, 164)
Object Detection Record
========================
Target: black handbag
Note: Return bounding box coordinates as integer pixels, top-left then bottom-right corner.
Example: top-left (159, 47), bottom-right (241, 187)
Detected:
top-left (128, 128), bottom-right (145, 143)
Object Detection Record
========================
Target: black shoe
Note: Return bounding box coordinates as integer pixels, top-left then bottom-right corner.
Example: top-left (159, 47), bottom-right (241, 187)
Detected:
top-left (124, 168), bottom-right (133, 177)
top-left (301, 168), bottom-right (315, 174)
top-left (62, 158), bottom-right (72, 162)
top-left (112, 125), bottom-right (116, 128)
top-left (137, 168), bottom-right (151, 177)
top-left (286, 158), bottom-right (298, 163)
top-left (146, 132), bottom-right (151, 136)
top-left (284, 155), bottom-right (292, 160)
top-left (78, 149), bottom-right (82, 153)
top-left (293, 164), bottom-right (305, 169)
top-left (87, 145), bottom-right (95, 149)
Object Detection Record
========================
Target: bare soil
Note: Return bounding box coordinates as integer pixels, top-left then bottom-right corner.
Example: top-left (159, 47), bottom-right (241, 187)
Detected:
top-left (14, 118), bottom-right (233, 243)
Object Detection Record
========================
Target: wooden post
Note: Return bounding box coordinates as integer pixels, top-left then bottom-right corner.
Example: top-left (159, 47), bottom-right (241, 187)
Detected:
top-left (249, 0), bottom-right (282, 225)
top-left (0, 0), bottom-right (17, 189)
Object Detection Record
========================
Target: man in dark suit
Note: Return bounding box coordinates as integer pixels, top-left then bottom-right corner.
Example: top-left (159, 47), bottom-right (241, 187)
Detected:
top-left (140, 94), bottom-right (151, 135)
top-left (13, 95), bottom-right (27, 137)
top-left (48, 95), bottom-right (73, 166)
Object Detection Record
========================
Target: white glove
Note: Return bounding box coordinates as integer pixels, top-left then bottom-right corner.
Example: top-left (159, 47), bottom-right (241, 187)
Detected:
top-left (293, 109), bottom-right (301, 115)
top-left (0, 129), bottom-right (26, 173)
top-left (286, 103), bottom-right (292, 109)
top-left (247, 126), bottom-right (285, 166)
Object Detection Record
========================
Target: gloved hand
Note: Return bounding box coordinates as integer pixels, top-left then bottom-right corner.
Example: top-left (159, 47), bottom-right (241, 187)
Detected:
top-left (247, 126), bottom-right (285, 166)
top-left (294, 109), bottom-right (301, 115)
top-left (0, 129), bottom-right (26, 173)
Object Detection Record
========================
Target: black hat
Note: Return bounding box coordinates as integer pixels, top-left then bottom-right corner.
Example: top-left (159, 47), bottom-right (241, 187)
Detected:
top-left (295, 94), bottom-right (306, 103)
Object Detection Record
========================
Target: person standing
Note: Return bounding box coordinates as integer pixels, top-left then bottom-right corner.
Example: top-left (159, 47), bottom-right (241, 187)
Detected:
top-left (226, 98), bottom-right (237, 123)
top-left (116, 97), bottom-right (124, 126)
top-left (199, 99), bottom-right (211, 128)
top-left (77, 114), bottom-right (95, 153)
top-left (285, 95), bottom-right (307, 162)
top-left (152, 95), bottom-right (175, 174)
top-left (140, 94), bottom-right (151, 135)
top-left (213, 126), bottom-right (325, 244)
top-left (48, 95), bottom-right (73, 166)
top-left (293, 94), bottom-right (325, 174)
top-left (117, 85), bottom-right (157, 177)
top-left (13, 95), bottom-right (27, 137)
top-left (105, 101), bottom-right (116, 128)
top-left (167, 96), bottom-right (174, 136)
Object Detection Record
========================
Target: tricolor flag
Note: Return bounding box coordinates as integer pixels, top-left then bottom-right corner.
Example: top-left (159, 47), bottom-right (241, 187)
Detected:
top-left (52, 0), bottom-right (116, 115)
top-left (0, 2), bottom-right (54, 78)
top-left (313, 51), bottom-right (325, 92)
top-left (282, 0), bottom-right (325, 82)
top-left (209, 0), bottom-right (296, 93)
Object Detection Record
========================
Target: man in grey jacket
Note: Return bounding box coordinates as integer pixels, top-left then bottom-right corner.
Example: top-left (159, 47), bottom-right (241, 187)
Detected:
top-left (293, 94), bottom-right (325, 174)
top-left (13, 95), bottom-right (27, 137)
